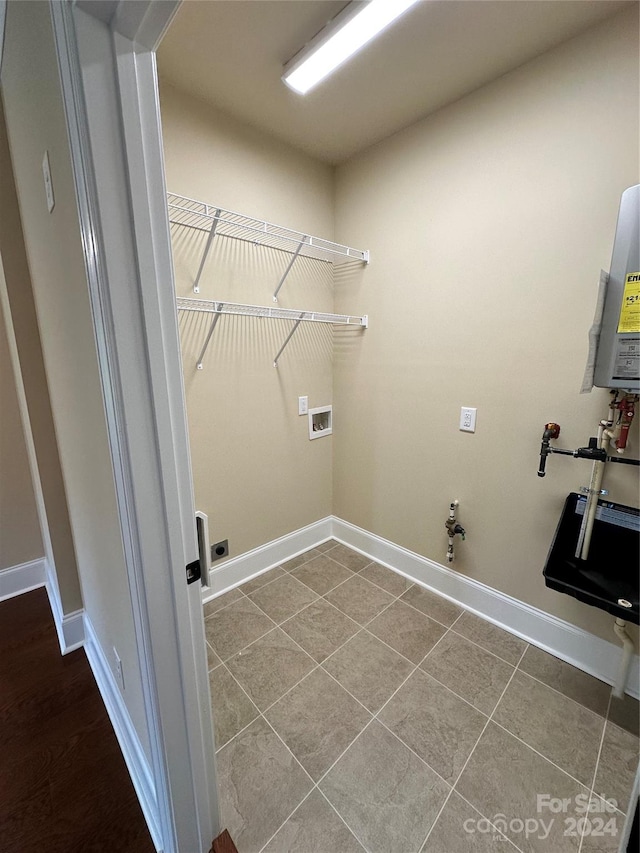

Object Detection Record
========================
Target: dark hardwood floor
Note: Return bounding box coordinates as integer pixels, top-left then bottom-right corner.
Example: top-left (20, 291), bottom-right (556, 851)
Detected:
top-left (0, 587), bottom-right (155, 853)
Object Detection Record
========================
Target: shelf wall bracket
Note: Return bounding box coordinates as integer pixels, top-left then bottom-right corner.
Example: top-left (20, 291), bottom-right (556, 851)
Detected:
top-left (273, 236), bottom-right (308, 302)
top-left (196, 303), bottom-right (223, 370)
top-left (193, 208), bottom-right (221, 293)
top-left (273, 313), bottom-right (305, 368)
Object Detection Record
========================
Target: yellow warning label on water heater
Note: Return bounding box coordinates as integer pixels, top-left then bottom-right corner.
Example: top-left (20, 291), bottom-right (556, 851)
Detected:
top-left (617, 272), bottom-right (640, 333)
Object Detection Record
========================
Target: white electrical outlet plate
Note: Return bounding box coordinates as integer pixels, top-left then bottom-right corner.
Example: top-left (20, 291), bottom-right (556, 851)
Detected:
top-left (298, 395), bottom-right (308, 416)
top-left (42, 151), bottom-right (55, 213)
top-left (460, 406), bottom-right (477, 432)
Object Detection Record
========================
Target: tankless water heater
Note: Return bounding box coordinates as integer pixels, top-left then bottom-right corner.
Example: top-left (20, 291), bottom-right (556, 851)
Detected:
top-left (593, 185), bottom-right (640, 391)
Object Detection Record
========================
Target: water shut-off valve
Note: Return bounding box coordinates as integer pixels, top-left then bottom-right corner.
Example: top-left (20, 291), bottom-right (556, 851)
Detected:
top-left (445, 500), bottom-right (465, 563)
top-left (537, 422), bottom-right (561, 477)
top-left (535, 422), bottom-right (637, 478)
top-left (450, 523), bottom-right (466, 540)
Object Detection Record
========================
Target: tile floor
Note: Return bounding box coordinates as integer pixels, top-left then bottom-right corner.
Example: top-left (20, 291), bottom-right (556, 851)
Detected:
top-left (204, 541), bottom-right (639, 853)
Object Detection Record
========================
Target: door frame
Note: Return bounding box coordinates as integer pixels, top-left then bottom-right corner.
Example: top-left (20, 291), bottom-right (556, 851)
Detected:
top-left (50, 2), bottom-right (219, 851)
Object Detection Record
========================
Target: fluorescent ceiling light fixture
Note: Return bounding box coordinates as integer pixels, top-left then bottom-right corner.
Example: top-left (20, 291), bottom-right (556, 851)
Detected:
top-left (282, 0), bottom-right (422, 95)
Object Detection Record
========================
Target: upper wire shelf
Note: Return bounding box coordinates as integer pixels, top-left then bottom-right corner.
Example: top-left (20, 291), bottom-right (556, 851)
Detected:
top-left (167, 192), bottom-right (369, 268)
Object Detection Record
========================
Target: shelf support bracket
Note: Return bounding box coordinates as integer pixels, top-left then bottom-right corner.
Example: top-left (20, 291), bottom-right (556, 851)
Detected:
top-left (273, 236), bottom-right (308, 302)
top-left (193, 208), bottom-right (221, 293)
top-left (196, 303), bottom-right (223, 370)
top-left (273, 313), bottom-right (305, 368)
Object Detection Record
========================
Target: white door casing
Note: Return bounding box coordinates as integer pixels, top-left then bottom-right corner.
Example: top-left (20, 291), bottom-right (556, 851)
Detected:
top-left (50, 2), bottom-right (219, 851)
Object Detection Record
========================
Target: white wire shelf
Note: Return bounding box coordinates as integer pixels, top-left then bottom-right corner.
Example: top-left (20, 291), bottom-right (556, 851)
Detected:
top-left (168, 191), bottom-right (369, 298)
top-left (177, 297), bottom-right (368, 369)
top-left (168, 192), bottom-right (369, 264)
top-left (177, 297), bottom-right (367, 326)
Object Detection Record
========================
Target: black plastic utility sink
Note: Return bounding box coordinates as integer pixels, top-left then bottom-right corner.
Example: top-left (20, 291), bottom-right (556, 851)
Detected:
top-left (543, 492), bottom-right (639, 624)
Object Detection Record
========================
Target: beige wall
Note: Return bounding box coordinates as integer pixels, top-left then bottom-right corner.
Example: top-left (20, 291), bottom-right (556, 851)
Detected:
top-left (0, 100), bottom-right (77, 600)
top-left (333, 8), bottom-right (639, 645)
top-left (0, 297), bottom-right (42, 570)
top-left (160, 81), bottom-right (338, 559)
top-left (2, 1), bottom-right (151, 759)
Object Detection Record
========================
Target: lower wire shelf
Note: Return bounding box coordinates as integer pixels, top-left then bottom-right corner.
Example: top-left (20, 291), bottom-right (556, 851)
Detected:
top-left (176, 297), bottom-right (368, 369)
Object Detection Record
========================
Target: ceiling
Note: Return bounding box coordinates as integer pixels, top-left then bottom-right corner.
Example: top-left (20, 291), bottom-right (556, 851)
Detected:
top-left (158, 0), bottom-right (633, 164)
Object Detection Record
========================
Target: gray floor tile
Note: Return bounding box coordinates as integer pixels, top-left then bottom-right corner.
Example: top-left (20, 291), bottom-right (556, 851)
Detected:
top-left (421, 792), bottom-right (516, 852)
top-left (453, 612), bottom-right (527, 665)
top-left (456, 722), bottom-right (587, 853)
top-left (519, 646), bottom-right (611, 717)
top-left (265, 668), bottom-right (371, 781)
top-left (367, 599), bottom-right (446, 664)
top-left (580, 828), bottom-right (623, 853)
top-left (226, 627), bottom-right (316, 711)
top-left (240, 566), bottom-right (287, 596)
top-left (379, 670), bottom-right (486, 783)
top-left (420, 630), bottom-right (514, 715)
top-left (281, 549), bottom-right (323, 572)
top-left (593, 722), bottom-right (639, 813)
top-left (493, 671), bottom-right (604, 786)
top-left (323, 629), bottom-right (414, 713)
top-left (315, 540), bottom-right (338, 553)
top-left (324, 543), bottom-right (370, 572)
top-left (608, 692), bottom-right (639, 737)
top-left (206, 641), bottom-right (222, 672)
top-left (281, 599), bottom-right (360, 663)
top-left (203, 587), bottom-right (244, 618)
top-left (217, 716), bottom-right (313, 853)
top-left (248, 573), bottom-right (318, 624)
top-left (358, 562), bottom-right (413, 596)
top-left (400, 585), bottom-right (463, 627)
top-left (209, 665), bottom-right (258, 750)
top-left (291, 554), bottom-right (353, 595)
top-left (324, 574), bottom-right (394, 625)
top-left (578, 796), bottom-right (626, 852)
top-left (262, 789), bottom-right (366, 853)
top-left (204, 597), bottom-right (274, 661)
top-left (206, 555), bottom-right (635, 852)
top-left (319, 720), bottom-right (450, 853)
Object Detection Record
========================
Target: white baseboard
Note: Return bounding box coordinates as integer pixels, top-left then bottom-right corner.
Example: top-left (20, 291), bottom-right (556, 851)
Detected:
top-left (0, 557), bottom-right (46, 600)
top-left (204, 516), bottom-right (333, 601)
top-left (202, 516), bottom-right (638, 699)
top-left (0, 559), bottom-right (85, 654)
top-left (83, 614), bottom-right (162, 851)
top-left (332, 517), bottom-right (640, 700)
top-left (44, 558), bottom-right (85, 654)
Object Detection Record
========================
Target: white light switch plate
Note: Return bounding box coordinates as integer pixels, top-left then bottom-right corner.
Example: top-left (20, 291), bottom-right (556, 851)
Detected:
top-left (298, 396), bottom-right (308, 416)
top-left (460, 407), bottom-right (477, 432)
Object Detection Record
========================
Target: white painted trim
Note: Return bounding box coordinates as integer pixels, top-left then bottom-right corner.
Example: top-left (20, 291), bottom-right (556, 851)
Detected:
top-left (83, 613), bottom-right (162, 852)
top-left (52, 4), bottom-right (219, 851)
top-left (44, 558), bottom-right (85, 653)
top-left (0, 558), bottom-right (46, 601)
top-left (0, 258), bottom-right (62, 627)
top-left (60, 609), bottom-right (86, 652)
top-left (109, 22), bottom-right (219, 850)
top-left (0, 558), bottom-right (85, 653)
top-left (331, 516), bottom-right (640, 699)
top-left (111, 0), bottom-right (180, 48)
top-left (204, 515), bottom-right (638, 699)
top-left (204, 517), bottom-right (333, 600)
